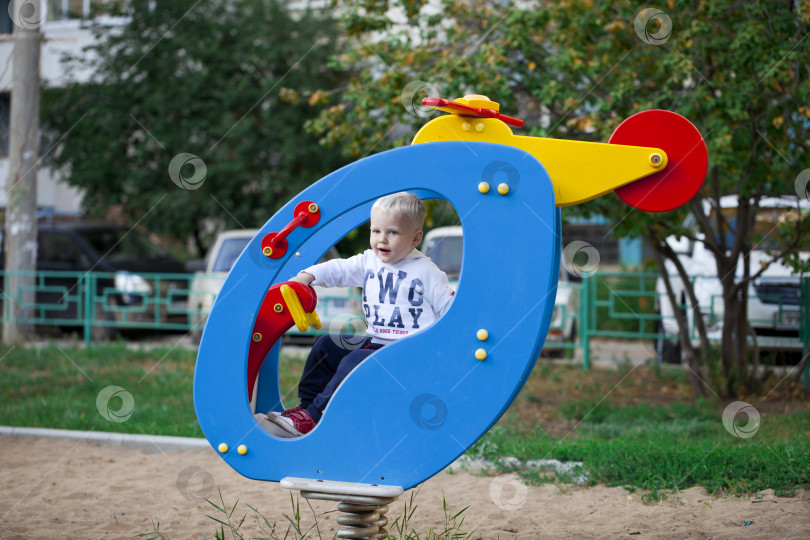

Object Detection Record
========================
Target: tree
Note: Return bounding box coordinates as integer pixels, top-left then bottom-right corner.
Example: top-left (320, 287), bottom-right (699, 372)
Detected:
top-left (310, 0), bottom-right (810, 397)
top-left (4, 0), bottom-right (43, 344)
top-left (42, 0), bottom-right (351, 255)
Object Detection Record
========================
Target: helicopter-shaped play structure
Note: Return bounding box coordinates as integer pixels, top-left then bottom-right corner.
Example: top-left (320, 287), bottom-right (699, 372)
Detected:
top-left (194, 94), bottom-right (708, 538)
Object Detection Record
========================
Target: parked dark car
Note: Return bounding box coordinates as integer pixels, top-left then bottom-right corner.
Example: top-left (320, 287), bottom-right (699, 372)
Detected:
top-left (0, 222), bottom-right (190, 338)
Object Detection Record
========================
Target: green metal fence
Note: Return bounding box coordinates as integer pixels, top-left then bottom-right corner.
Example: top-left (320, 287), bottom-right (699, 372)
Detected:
top-left (1, 270), bottom-right (806, 373)
top-left (577, 271), bottom-right (673, 369)
top-left (539, 271), bottom-right (680, 369)
top-left (543, 270), bottom-right (804, 370)
top-left (1, 270), bottom-right (193, 345)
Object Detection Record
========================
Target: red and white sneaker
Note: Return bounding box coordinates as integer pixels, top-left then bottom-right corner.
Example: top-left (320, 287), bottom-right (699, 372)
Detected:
top-left (270, 409), bottom-right (317, 436)
top-left (253, 413), bottom-right (296, 438)
top-left (269, 405), bottom-right (303, 419)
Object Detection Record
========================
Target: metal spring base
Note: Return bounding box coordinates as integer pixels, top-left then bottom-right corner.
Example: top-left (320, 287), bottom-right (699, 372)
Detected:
top-left (300, 491), bottom-right (399, 539)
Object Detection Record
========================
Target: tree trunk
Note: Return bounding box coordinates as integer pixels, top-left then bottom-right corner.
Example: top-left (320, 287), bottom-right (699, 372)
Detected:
top-left (657, 236), bottom-right (711, 357)
top-left (718, 259), bottom-right (750, 398)
top-left (720, 291), bottom-right (740, 397)
top-left (651, 241), bottom-right (707, 398)
top-left (3, 12), bottom-right (42, 345)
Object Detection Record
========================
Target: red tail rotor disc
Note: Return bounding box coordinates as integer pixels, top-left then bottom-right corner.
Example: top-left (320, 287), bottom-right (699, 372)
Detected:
top-left (609, 110), bottom-right (708, 212)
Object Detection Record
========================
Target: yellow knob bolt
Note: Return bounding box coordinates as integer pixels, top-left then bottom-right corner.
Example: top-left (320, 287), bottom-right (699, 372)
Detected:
top-left (274, 303), bottom-right (284, 313)
top-left (475, 122), bottom-right (485, 133)
top-left (252, 333), bottom-right (262, 342)
top-left (477, 329), bottom-right (489, 341)
top-left (649, 153), bottom-right (663, 168)
top-left (308, 203), bottom-right (319, 213)
top-left (262, 246), bottom-right (273, 257)
top-left (218, 443), bottom-right (229, 454)
top-left (478, 181), bottom-right (490, 194)
top-left (475, 348), bottom-right (487, 361)
top-left (497, 183), bottom-right (510, 195)
top-left (237, 445), bottom-right (248, 455)
top-left (462, 122), bottom-right (472, 132)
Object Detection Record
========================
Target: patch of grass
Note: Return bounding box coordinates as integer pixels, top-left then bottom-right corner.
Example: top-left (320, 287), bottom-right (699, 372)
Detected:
top-left (0, 343), bottom-right (303, 438)
top-left (568, 434), bottom-right (809, 499)
top-left (139, 487), bottom-right (475, 540)
top-left (577, 417), bottom-right (718, 440)
top-left (0, 343), bottom-right (201, 437)
top-left (762, 410), bottom-right (810, 440)
top-left (558, 398), bottom-right (719, 438)
top-left (389, 487), bottom-right (475, 540)
top-left (3, 343), bottom-right (808, 501)
top-left (471, 409), bottom-right (810, 499)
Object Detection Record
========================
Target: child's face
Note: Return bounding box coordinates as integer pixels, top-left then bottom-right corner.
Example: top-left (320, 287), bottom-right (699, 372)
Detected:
top-left (369, 209), bottom-right (423, 264)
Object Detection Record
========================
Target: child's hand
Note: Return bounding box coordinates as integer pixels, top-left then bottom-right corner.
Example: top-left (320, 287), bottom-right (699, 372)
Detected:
top-left (289, 272), bottom-right (315, 286)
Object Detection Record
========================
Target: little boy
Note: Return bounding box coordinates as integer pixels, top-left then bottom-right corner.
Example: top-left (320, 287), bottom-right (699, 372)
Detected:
top-left (269, 191), bottom-right (455, 437)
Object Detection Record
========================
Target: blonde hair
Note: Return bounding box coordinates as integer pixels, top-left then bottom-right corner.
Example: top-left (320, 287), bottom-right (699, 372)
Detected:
top-left (371, 192), bottom-right (426, 232)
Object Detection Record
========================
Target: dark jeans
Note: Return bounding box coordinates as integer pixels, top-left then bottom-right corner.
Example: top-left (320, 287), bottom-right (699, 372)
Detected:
top-left (298, 335), bottom-right (383, 423)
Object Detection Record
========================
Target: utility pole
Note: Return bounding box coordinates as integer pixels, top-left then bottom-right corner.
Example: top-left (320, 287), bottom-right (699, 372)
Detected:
top-left (3, 0), bottom-right (43, 344)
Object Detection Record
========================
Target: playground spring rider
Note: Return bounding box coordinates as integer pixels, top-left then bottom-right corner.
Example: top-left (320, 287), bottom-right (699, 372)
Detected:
top-left (194, 94), bottom-right (708, 538)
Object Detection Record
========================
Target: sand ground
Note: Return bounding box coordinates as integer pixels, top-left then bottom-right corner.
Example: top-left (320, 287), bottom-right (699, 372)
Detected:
top-left (1, 435), bottom-right (808, 539)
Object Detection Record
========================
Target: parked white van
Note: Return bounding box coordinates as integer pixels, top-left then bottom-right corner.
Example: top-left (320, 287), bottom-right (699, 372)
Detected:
top-left (654, 196), bottom-right (808, 362)
top-left (187, 230), bottom-right (363, 344)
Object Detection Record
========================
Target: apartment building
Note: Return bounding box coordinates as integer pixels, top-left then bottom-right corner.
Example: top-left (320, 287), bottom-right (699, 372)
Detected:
top-left (0, 0), bottom-right (127, 220)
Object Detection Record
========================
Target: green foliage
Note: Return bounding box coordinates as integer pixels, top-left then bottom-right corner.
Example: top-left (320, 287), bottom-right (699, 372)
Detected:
top-left (42, 0), bottom-right (351, 255)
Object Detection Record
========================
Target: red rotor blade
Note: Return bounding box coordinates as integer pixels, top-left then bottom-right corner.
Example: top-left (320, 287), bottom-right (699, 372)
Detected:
top-left (422, 97), bottom-right (524, 128)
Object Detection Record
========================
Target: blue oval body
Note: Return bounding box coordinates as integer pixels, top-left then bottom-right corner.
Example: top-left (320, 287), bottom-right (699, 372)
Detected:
top-left (194, 141), bottom-right (560, 490)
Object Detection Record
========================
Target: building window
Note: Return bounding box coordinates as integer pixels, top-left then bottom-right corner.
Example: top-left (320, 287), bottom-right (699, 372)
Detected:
top-left (42, 0), bottom-right (128, 22)
top-left (0, 0), bottom-right (12, 34)
top-left (47, 0), bottom-right (108, 21)
top-left (0, 94), bottom-right (8, 158)
top-left (562, 224), bottom-right (620, 266)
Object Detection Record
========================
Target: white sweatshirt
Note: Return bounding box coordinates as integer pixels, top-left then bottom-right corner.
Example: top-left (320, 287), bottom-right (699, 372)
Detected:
top-left (304, 249), bottom-right (455, 344)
